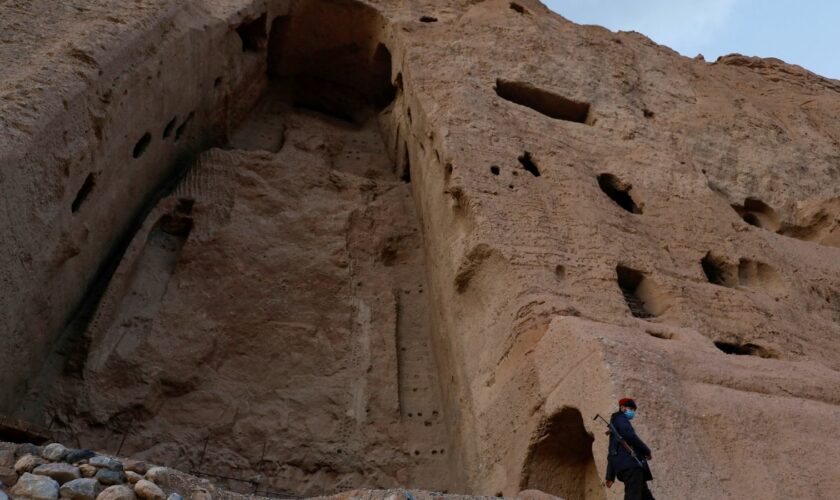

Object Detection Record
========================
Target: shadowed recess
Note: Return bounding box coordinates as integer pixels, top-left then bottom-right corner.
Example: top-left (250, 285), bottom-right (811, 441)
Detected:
top-left (520, 407), bottom-right (606, 500)
top-left (267, 2), bottom-right (396, 123)
top-left (731, 198), bottom-right (780, 231)
top-left (495, 79), bottom-right (591, 123)
top-left (615, 266), bottom-right (663, 319)
top-left (518, 152), bottom-right (541, 177)
top-left (714, 341), bottom-right (777, 359)
top-left (237, 14), bottom-right (268, 52)
top-left (597, 173), bottom-right (641, 214)
top-left (71, 173), bottom-right (96, 213)
top-left (132, 133), bottom-right (152, 159)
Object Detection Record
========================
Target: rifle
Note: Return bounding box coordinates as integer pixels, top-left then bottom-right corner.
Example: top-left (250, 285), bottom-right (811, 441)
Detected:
top-left (593, 413), bottom-right (652, 480)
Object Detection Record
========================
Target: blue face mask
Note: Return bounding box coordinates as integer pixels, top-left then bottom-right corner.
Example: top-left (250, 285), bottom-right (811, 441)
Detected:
top-left (623, 409), bottom-right (636, 420)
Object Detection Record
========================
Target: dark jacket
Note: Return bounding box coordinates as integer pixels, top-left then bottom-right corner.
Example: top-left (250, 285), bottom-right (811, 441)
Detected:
top-left (605, 411), bottom-right (652, 481)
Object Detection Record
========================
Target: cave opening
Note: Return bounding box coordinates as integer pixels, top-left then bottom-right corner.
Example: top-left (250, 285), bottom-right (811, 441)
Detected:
top-left (495, 79), bottom-right (590, 124)
top-left (267, 2), bottom-right (396, 124)
top-left (520, 407), bottom-right (606, 500)
top-left (701, 252), bottom-right (736, 287)
top-left (616, 266), bottom-right (661, 319)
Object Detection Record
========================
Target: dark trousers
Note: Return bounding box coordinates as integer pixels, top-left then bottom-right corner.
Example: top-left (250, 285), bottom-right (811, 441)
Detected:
top-left (617, 467), bottom-right (655, 500)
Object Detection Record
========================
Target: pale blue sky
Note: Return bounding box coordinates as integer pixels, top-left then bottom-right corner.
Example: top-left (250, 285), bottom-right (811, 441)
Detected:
top-left (545, 1), bottom-right (840, 79)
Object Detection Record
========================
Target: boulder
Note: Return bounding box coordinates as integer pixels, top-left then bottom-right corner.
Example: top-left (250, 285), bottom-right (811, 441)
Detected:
top-left (133, 480), bottom-right (164, 500)
top-left (0, 465), bottom-right (17, 486)
top-left (15, 444), bottom-right (40, 458)
top-left (96, 485), bottom-right (136, 500)
top-left (60, 478), bottom-right (101, 500)
top-left (95, 469), bottom-right (126, 486)
top-left (41, 444), bottom-right (68, 462)
top-left (15, 455), bottom-right (46, 475)
top-left (125, 471), bottom-right (142, 485)
top-left (188, 488), bottom-right (211, 500)
top-left (89, 457), bottom-right (123, 471)
top-left (32, 463), bottom-right (81, 484)
top-left (80, 464), bottom-right (98, 478)
top-left (9, 472), bottom-right (59, 500)
top-left (0, 449), bottom-right (15, 467)
top-left (122, 460), bottom-right (148, 475)
top-left (142, 468), bottom-right (169, 485)
top-left (64, 450), bottom-right (97, 464)
top-left (0, 487), bottom-right (8, 500)
top-left (165, 494), bottom-right (183, 500)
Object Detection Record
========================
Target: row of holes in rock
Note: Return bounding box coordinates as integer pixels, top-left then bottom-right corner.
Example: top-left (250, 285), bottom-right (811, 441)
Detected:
top-left (73, 111), bottom-right (199, 215)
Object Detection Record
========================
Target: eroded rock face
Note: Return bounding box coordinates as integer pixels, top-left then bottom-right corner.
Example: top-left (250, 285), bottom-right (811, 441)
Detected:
top-left (2, 1), bottom-right (840, 500)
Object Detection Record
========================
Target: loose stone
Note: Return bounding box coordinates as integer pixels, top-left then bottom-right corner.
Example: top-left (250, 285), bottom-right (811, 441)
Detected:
top-left (32, 463), bottom-right (81, 484)
top-left (134, 479), bottom-right (165, 500)
top-left (95, 468), bottom-right (127, 486)
top-left (143, 467), bottom-right (168, 485)
top-left (0, 449), bottom-right (15, 467)
top-left (9, 472), bottom-right (60, 500)
top-left (64, 450), bottom-right (97, 464)
top-left (95, 485), bottom-right (136, 500)
top-left (60, 478), bottom-right (101, 500)
top-left (122, 460), bottom-right (148, 475)
top-left (15, 455), bottom-right (47, 475)
top-left (89, 457), bottom-right (124, 471)
top-left (79, 464), bottom-right (98, 478)
top-left (41, 444), bottom-right (68, 462)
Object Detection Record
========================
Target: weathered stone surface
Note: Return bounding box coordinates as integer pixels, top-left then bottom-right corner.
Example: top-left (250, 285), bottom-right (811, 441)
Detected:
top-left (133, 480), bottom-right (164, 500)
top-left (0, 450), bottom-right (15, 467)
top-left (15, 455), bottom-right (46, 475)
top-left (60, 478), bottom-right (101, 500)
top-left (121, 461), bottom-right (148, 476)
top-left (0, 488), bottom-right (8, 500)
top-left (5, 1), bottom-right (840, 500)
top-left (95, 469), bottom-right (126, 486)
top-left (517, 489), bottom-right (564, 500)
top-left (64, 450), bottom-right (96, 464)
top-left (79, 465), bottom-right (97, 478)
top-left (0, 465), bottom-right (17, 486)
top-left (32, 463), bottom-right (80, 484)
top-left (40, 444), bottom-right (68, 463)
top-left (95, 485), bottom-right (135, 500)
top-left (88, 457), bottom-right (123, 472)
top-left (165, 494), bottom-right (182, 500)
top-left (141, 468), bottom-right (168, 486)
top-left (9, 472), bottom-right (59, 500)
top-left (15, 445), bottom-right (40, 458)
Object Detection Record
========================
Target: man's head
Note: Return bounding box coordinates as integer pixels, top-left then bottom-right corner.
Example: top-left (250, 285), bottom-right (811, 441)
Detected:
top-left (618, 398), bottom-right (637, 419)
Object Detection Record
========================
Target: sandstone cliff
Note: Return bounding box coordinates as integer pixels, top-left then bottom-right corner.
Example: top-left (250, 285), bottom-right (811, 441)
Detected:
top-left (1, 1), bottom-right (839, 499)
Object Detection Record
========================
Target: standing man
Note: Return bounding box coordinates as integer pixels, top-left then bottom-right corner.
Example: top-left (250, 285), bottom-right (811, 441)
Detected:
top-left (605, 398), bottom-right (655, 500)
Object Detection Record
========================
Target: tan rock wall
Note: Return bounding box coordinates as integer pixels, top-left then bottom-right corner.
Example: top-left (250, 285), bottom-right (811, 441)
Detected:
top-left (2, 1), bottom-right (840, 499)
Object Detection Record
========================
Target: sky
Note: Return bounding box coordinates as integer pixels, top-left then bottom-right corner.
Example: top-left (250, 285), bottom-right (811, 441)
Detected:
top-left (544, 0), bottom-right (840, 80)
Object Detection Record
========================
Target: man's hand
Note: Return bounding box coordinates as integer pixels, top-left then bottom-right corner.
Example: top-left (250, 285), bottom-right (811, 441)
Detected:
top-left (605, 480), bottom-right (614, 488)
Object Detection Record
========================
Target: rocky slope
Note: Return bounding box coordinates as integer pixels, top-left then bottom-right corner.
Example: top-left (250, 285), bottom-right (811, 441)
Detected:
top-left (1, 1), bottom-right (840, 499)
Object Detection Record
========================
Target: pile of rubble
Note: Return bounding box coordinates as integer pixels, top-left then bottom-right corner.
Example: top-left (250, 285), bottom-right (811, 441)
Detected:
top-left (1, 441), bottom-right (215, 500)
